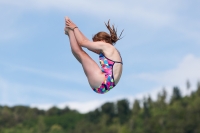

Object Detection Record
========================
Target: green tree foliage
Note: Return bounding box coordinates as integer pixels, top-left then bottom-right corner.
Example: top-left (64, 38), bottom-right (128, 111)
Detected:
top-left (117, 99), bottom-right (131, 124)
top-left (85, 108), bottom-right (101, 124)
top-left (170, 86), bottom-right (182, 104)
top-left (1, 82), bottom-right (200, 133)
top-left (132, 100), bottom-right (141, 115)
top-left (101, 102), bottom-right (116, 124)
top-left (196, 81), bottom-right (200, 96)
top-left (101, 102), bottom-right (115, 117)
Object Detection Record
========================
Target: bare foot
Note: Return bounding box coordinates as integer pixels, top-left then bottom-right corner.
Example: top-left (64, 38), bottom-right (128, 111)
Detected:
top-left (65, 16), bottom-right (69, 21)
top-left (64, 27), bottom-right (69, 35)
top-left (64, 16), bottom-right (70, 35)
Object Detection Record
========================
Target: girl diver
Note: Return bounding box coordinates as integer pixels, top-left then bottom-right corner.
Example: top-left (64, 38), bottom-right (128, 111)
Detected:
top-left (65, 17), bottom-right (123, 94)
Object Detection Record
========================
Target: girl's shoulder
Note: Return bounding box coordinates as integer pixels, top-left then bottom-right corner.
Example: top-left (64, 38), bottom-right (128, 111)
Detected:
top-left (102, 44), bottom-right (115, 55)
top-left (102, 45), bottom-right (122, 62)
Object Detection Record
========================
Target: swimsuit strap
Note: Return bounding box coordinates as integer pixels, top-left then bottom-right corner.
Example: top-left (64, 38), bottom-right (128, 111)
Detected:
top-left (100, 53), bottom-right (123, 65)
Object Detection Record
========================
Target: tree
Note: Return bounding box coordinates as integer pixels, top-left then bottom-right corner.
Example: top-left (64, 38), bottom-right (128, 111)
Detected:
top-left (196, 81), bottom-right (200, 96)
top-left (86, 109), bottom-right (101, 123)
top-left (101, 102), bottom-right (115, 117)
top-left (170, 86), bottom-right (182, 104)
top-left (132, 100), bottom-right (141, 115)
top-left (156, 89), bottom-right (167, 109)
top-left (116, 99), bottom-right (130, 124)
top-left (101, 102), bottom-right (115, 124)
top-left (46, 107), bottom-right (61, 116)
top-left (143, 97), bottom-right (150, 118)
top-left (186, 80), bottom-right (191, 90)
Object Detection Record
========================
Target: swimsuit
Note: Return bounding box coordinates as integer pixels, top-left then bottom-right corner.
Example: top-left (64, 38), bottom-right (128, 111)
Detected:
top-left (92, 52), bottom-right (123, 94)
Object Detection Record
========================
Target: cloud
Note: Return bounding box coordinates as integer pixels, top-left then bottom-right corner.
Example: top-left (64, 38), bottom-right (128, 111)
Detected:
top-left (0, 75), bottom-right (114, 113)
top-left (30, 82), bottom-right (197, 113)
top-left (2, 0), bottom-right (199, 44)
top-left (0, 62), bottom-right (87, 85)
top-left (30, 95), bottom-right (134, 113)
top-left (2, 53), bottom-right (199, 113)
top-left (0, 75), bottom-right (92, 106)
top-left (133, 54), bottom-right (200, 85)
top-left (125, 54), bottom-right (200, 102)
top-left (31, 100), bottom-right (106, 113)
top-left (0, 0), bottom-right (179, 26)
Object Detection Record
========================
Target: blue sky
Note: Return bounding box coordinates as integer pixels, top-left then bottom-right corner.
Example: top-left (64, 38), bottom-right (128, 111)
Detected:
top-left (0, 0), bottom-right (200, 113)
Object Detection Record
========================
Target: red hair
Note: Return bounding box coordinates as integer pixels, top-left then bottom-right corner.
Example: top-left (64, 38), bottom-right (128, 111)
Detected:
top-left (92, 20), bottom-right (124, 45)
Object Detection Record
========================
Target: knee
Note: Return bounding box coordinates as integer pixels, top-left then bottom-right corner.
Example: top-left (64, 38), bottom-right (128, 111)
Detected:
top-left (71, 48), bottom-right (82, 54)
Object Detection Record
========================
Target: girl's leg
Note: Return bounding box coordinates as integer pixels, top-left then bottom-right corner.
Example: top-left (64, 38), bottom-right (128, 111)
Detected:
top-left (67, 30), bottom-right (105, 88)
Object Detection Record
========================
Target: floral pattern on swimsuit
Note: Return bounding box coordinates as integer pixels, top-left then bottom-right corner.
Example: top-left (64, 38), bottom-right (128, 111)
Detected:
top-left (92, 53), bottom-right (116, 94)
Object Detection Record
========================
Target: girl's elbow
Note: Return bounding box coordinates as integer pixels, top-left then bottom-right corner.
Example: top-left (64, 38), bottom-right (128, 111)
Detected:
top-left (79, 42), bottom-right (85, 47)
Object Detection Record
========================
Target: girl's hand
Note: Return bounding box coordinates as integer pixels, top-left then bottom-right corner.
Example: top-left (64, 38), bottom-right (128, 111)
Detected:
top-left (65, 18), bottom-right (77, 30)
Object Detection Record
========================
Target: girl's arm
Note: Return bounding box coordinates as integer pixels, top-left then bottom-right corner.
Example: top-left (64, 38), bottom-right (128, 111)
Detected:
top-left (74, 28), bottom-right (106, 50)
top-left (66, 18), bottom-right (107, 51)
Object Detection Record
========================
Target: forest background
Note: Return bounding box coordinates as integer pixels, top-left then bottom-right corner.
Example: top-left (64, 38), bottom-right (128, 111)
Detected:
top-left (0, 81), bottom-right (200, 133)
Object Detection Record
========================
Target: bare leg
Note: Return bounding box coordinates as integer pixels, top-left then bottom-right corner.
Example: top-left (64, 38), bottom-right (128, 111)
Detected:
top-left (67, 29), bottom-right (105, 88)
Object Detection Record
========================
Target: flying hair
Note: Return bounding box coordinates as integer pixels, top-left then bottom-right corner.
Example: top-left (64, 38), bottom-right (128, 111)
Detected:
top-left (92, 20), bottom-right (124, 45)
top-left (104, 20), bottom-right (124, 45)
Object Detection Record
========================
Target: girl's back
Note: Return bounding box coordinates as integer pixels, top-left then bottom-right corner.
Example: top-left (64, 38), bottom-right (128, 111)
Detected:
top-left (101, 45), bottom-right (123, 85)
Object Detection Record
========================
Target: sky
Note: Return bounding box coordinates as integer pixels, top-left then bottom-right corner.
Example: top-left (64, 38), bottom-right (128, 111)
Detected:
top-left (0, 0), bottom-right (200, 113)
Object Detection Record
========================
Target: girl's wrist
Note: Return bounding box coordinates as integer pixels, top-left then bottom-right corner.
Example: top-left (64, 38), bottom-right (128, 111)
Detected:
top-left (72, 26), bottom-right (78, 30)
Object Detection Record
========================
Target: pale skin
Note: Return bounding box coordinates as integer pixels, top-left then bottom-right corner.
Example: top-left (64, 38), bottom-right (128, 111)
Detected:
top-left (65, 17), bottom-right (122, 88)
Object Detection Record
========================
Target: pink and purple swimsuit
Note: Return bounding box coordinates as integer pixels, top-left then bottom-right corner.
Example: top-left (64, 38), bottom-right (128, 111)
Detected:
top-left (92, 52), bottom-right (123, 94)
